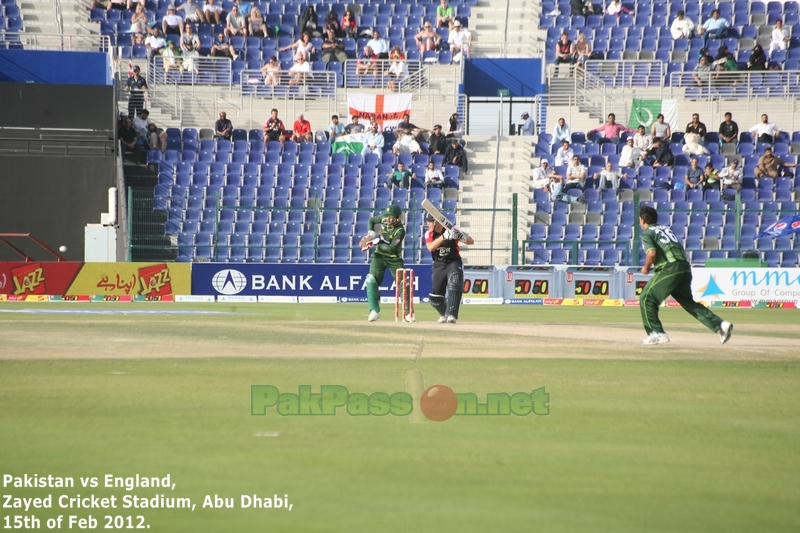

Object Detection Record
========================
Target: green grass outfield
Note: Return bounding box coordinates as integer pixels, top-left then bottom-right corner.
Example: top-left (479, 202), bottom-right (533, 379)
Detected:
top-left (0, 303), bottom-right (798, 532)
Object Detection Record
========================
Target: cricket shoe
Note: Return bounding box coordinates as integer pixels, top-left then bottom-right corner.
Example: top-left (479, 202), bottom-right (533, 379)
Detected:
top-left (446, 315), bottom-right (457, 324)
top-left (437, 315), bottom-right (447, 323)
top-left (641, 332), bottom-right (670, 345)
top-left (718, 321), bottom-right (733, 345)
top-left (405, 314), bottom-right (416, 322)
top-left (368, 311), bottom-right (380, 322)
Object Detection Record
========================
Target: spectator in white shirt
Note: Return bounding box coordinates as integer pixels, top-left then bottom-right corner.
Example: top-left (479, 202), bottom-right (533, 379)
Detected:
top-left (718, 159), bottom-right (743, 192)
top-left (361, 124), bottom-right (385, 156)
top-left (551, 118), bottom-right (571, 146)
top-left (532, 160), bottom-right (564, 202)
top-left (202, 0), bottom-right (223, 25)
top-left (564, 155), bottom-right (587, 193)
top-left (769, 20), bottom-right (790, 53)
top-left (520, 112), bottom-right (535, 136)
top-left (618, 137), bottom-right (644, 169)
top-left (226, 5), bottom-right (248, 38)
top-left (162, 6), bottom-right (184, 39)
top-left (594, 162), bottom-right (622, 190)
top-left (605, 0), bottom-right (631, 17)
top-left (632, 125), bottom-right (652, 152)
top-left (424, 162), bottom-right (445, 189)
top-left (448, 21), bottom-right (472, 60)
top-left (367, 30), bottom-right (390, 59)
top-left (670, 10), bottom-right (695, 40)
top-left (144, 29), bottom-right (167, 59)
top-left (554, 140), bottom-right (573, 167)
top-left (749, 114), bottom-right (781, 144)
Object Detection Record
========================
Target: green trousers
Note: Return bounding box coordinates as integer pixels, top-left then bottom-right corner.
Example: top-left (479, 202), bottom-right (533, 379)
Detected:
top-left (640, 262), bottom-right (724, 335)
top-left (367, 254), bottom-right (405, 313)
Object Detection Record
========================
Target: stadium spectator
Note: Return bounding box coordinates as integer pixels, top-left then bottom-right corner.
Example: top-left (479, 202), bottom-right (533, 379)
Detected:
top-left (646, 138), bottom-right (674, 167)
top-left (125, 65), bottom-right (147, 118)
top-left (633, 125), bottom-right (652, 152)
top-left (564, 155), bottom-right (587, 194)
top-left (182, 42), bottom-right (200, 73)
top-left (201, 0), bottom-right (223, 25)
top-left (262, 108), bottom-right (286, 149)
top-left (162, 40), bottom-right (182, 72)
top-left (555, 33), bottom-right (573, 64)
top-left (248, 6), bottom-right (265, 38)
top-left (180, 24), bottom-right (200, 53)
top-left (280, 32), bottom-right (316, 62)
top-left (415, 22), bottom-right (441, 53)
top-left (594, 161), bottom-right (622, 190)
top-left (225, 5), bottom-right (247, 38)
top-left (288, 52), bottom-right (311, 85)
top-left (685, 113), bottom-right (708, 141)
top-left (292, 114), bottom-right (313, 143)
top-left (551, 118), bottom-right (571, 145)
top-left (105, 0), bottom-right (128, 12)
top-left (444, 138), bottom-right (468, 172)
top-left (341, 10), bottom-right (358, 39)
top-left (424, 161), bottom-right (445, 189)
top-left (133, 110), bottom-right (167, 152)
top-left (446, 113), bottom-right (463, 139)
top-left (448, 21), bottom-right (472, 60)
top-left (749, 114), bottom-right (781, 144)
top-left (692, 56), bottom-right (713, 86)
top-left (697, 47), bottom-right (713, 64)
top-left (322, 28), bottom-right (348, 65)
top-left (570, 0), bottom-right (585, 17)
top-left (520, 112), bottom-right (535, 136)
top-left (361, 124), bottom-right (384, 156)
top-left (437, 0), bottom-right (455, 28)
top-left (745, 44), bottom-right (767, 70)
top-left (572, 33), bottom-right (591, 66)
top-left (532, 160), bottom-right (564, 202)
top-left (713, 52), bottom-right (739, 84)
top-left (368, 30), bottom-right (390, 60)
top-left (233, 0), bottom-right (250, 17)
top-left (324, 11), bottom-right (343, 38)
top-left (670, 10), bottom-right (695, 39)
top-left (130, 4), bottom-right (151, 35)
top-left (387, 51), bottom-right (409, 92)
top-left (162, 6), bottom-right (184, 39)
top-left (718, 159), bottom-right (743, 192)
top-left (703, 162), bottom-right (720, 191)
top-left (385, 162), bottom-right (414, 189)
top-left (261, 56), bottom-right (281, 86)
top-left (346, 116), bottom-right (365, 134)
top-left (118, 116), bottom-right (141, 163)
top-left (697, 9), bottom-right (730, 46)
top-left (393, 128), bottom-right (424, 155)
top-left (214, 111), bottom-right (233, 141)
top-left (650, 113), bottom-right (671, 142)
top-left (605, 0), bottom-right (631, 17)
top-left (756, 147), bottom-right (796, 178)
top-left (176, 0), bottom-right (202, 25)
top-left (328, 115), bottom-right (346, 140)
top-left (299, 6), bottom-right (320, 38)
top-left (356, 46), bottom-right (378, 76)
top-left (145, 29), bottom-right (167, 59)
top-left (554, 140), bottom-right (574, 167)
top-left (428, 125), bottom-right (447, 155)
top-left (210, 31), bottom-right (236, 60)
top-left (619, 137), bottom-right (644, 169)
top-left (683, 133), bottom-right (710, 156)
top-left (588, 113), bottom-right (632, 146)
top-left (685, 157), bottom-right (705, 189)
top-left (718, 113), bottom-right (739, 145)
top-left (770, 20), bottom-right (790, 53)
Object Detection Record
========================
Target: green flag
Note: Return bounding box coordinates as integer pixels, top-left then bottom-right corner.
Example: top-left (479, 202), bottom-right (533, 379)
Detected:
top-left (628, 99), bottom-right (678, 130)
top-left (331, 133), bottom-right (368, 155)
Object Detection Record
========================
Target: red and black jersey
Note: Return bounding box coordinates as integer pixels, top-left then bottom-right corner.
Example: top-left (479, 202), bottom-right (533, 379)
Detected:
top-left (425, 229), bottom-right (461, 263)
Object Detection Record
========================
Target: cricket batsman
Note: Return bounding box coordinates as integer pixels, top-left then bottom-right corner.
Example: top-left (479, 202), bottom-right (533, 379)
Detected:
top-left (425, 214), bottom-right (474, 323)
top-left (360, 204), bottom-right (409, 322)
top-left (638, 205), bottom-right (733, 345)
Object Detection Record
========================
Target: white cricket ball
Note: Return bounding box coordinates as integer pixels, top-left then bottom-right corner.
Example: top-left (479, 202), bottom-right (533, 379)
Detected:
top-left (59, 246), bottom-right (67, 252)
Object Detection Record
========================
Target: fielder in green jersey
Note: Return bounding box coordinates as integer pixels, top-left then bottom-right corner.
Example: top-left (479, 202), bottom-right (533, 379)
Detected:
top-left (638, 205), bottom-right (733, 345)
top-left (361, 204), bottom-right (408, 322)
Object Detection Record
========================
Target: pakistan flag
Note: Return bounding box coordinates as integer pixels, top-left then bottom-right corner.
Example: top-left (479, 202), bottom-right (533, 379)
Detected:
top-left (627, 99), bottom-right (678, 130)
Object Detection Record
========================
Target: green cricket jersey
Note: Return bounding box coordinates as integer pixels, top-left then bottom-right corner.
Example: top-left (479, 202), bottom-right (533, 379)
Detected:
top-left (368, 215), bottom-right (405, 258)
top-left (641, 225), bottom-right (688, 272)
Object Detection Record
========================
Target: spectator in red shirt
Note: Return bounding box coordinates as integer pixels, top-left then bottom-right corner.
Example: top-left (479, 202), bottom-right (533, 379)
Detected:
top-left (291, 113), bottom-right (313, 143)
top-left (587, 113), bottom-right (634, 146)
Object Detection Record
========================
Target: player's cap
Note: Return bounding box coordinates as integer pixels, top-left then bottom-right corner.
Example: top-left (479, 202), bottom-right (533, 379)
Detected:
top-left (384, 204), bottom-right (402, 218)
top-left (450, 138), bottom-right (459, 144)
top-left (133, 65), bottom-right (141, 72)
top-left (453, 20), bottom-right (461, 26)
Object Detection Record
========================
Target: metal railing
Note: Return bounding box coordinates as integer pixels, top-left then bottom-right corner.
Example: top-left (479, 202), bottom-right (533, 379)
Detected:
top-left (239, 68), bottom-right (338, 99)
top-left (147, 55), bottom-right (234, 89)
top-left (668, 70), bottom-right (800, 95)
top-left (342, 59), bottom-right (423, 92)
top-left (585, 60), bottom-right (666, 90)
top-left (0, 32), bottom-right (112, 53)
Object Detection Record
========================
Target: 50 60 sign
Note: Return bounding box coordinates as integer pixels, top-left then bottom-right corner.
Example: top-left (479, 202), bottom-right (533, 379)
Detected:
top-left (514, 279), bottom-right (549, 297)
top-left (574, 279), bottom-right (609, 298)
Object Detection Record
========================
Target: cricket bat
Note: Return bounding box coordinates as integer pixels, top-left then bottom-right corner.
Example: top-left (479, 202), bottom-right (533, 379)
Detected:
top-left (421, 199), bottom-right (470, 241)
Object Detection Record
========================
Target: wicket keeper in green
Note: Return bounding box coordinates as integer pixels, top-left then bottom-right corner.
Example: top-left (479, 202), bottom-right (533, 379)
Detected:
top-left (360, 204), bottom-right (409, 322)
top-left (638, 205), bottom-right (733, 345)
